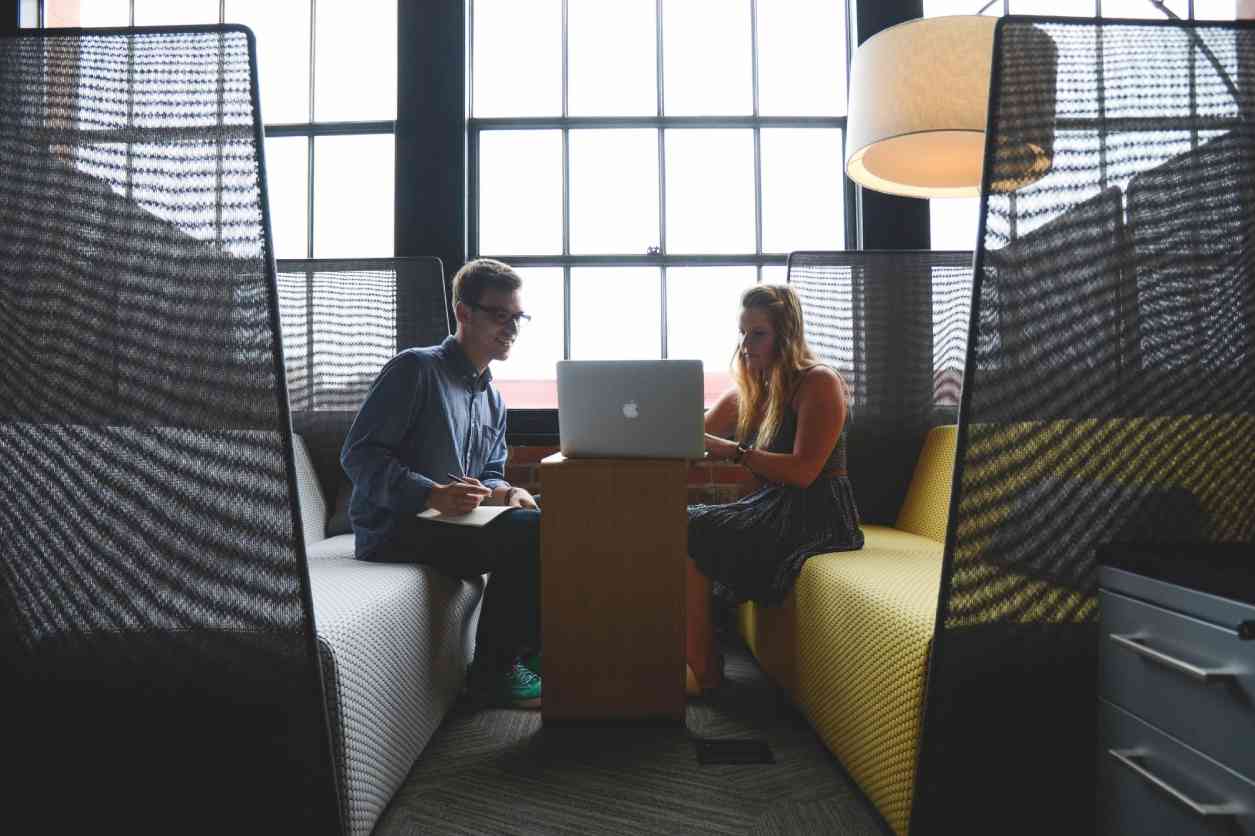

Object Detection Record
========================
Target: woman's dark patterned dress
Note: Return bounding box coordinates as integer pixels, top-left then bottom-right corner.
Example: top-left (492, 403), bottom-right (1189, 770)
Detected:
top-left (688, 403), bottom-right (864, 606)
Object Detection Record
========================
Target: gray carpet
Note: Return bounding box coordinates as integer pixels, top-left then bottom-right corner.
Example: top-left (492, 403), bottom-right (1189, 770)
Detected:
top-left (373, 642), bottom-right (892, 835)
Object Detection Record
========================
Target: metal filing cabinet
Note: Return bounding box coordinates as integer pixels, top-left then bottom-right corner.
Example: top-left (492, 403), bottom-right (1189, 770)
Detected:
top-left (1098, 564), bottom-right (1255, 835)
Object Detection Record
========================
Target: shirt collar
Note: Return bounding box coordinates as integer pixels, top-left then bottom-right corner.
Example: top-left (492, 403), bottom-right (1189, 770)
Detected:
top-left (439, 335), bottom-right (493, 390)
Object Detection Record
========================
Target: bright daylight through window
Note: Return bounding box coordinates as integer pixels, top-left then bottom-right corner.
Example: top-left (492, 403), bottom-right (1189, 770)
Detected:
top-left (471, 0), bottom-right (850, 408)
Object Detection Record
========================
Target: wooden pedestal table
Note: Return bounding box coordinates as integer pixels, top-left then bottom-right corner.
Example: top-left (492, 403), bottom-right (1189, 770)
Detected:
top-left (538, 453), bottom-right (687, 724)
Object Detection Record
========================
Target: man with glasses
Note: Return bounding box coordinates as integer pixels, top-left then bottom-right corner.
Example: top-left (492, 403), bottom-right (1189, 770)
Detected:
top-left (341, 258), bottom-right (543, 708)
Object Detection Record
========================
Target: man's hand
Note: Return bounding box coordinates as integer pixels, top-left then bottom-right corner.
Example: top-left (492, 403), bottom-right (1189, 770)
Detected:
top-left (505, 486), bottom-right (538, 509)
top-left (428, 478), bottom-right (491, 515)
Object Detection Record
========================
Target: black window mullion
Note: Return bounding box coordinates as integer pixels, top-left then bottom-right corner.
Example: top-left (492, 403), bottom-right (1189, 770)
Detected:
top-left (655, 0), bottom-right (666, 256)
top-left (563, 265), bottom-right (571, 360)
top-left (561, 0), bottom-right (570, 259)
top-left (306, 0), bottom-right (316, 258)
top-left (656, 0), bottom-right (668, 356)
top-left (561, 0), bottom-right (572, 358)
top-left (750, 0), bottom-right (763, 280)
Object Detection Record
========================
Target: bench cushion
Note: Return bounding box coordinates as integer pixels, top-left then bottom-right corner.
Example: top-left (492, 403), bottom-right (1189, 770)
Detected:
top-left (307, 557), bottom-right (482, 836)
top-left (795, 533), bottom-right (943, 836)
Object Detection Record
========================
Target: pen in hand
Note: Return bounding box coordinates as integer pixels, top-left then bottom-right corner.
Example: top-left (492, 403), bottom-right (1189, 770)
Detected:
top-left (447, 472), bottom-right (488, 489)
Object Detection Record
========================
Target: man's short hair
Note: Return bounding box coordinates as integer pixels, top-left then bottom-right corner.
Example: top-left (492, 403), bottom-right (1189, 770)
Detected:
top-left (451, 258), bottom-right (522, 307)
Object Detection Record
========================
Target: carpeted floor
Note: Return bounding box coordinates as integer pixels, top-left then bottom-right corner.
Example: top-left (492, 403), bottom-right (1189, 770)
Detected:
top-left (373, 641), bottom-right (893, 835)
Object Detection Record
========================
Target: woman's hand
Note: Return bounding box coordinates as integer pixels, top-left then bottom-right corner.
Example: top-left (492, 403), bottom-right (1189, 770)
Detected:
top-left (704, 432), bottom-right (740, 462)
top-left (506, 486), bottom-right (539, 509)
top-left (428, 479), bottom-right (491, 515)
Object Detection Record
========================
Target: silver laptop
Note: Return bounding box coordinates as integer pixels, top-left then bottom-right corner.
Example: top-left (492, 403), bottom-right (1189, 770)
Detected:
top-left (557, 360), bottom-right (705, 459)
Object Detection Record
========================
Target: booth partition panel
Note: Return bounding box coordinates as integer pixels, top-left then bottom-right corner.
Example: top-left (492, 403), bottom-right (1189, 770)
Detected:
top-left (0, 27), bottom-right (342, 833)
top-left (787, 250), bottom-right (974, 526)
top-left (913, 18), bottom-right (1255, 833)
top-left (276, 256), bottom-right (450, 517)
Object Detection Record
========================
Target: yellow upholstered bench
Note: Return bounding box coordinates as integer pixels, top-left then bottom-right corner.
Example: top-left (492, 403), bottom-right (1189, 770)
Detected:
top-left (738, 425), bottom-right (956, 836)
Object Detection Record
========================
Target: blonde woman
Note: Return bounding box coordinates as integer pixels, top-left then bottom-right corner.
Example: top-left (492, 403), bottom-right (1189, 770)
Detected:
top-left (687, 284), bottom-right (864, 693)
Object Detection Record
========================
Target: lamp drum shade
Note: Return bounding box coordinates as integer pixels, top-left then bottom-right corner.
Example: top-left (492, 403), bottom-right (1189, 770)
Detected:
top-left (846, 15), bottom-right (1053, 198)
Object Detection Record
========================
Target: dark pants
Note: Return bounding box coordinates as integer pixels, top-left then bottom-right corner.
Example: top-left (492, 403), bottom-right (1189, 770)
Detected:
top-left (366, 508), bottom-right (541, 671)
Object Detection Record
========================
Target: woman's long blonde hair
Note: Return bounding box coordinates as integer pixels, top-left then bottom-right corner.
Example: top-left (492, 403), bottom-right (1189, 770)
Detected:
top-left (733, 284), bottom-right (818, 449)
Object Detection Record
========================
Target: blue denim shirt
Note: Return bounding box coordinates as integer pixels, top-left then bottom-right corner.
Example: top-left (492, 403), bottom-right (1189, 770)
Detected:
top-left (340, 336), bottom-right (509, 558)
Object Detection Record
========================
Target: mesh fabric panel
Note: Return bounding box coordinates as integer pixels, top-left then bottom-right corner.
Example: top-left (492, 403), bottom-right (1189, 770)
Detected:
top-left (787, 251), bottom-right (972, 525)
top-left (276, 257), bottom-right (449, 509)
top-left (916, 18), bottom-right (1255, 834)
top-left (0, 27), bottom-right (341, 833)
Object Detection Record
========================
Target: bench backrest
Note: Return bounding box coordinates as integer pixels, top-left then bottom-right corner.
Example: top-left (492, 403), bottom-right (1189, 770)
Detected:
top-left (894, 425), bottom-right (957, 544)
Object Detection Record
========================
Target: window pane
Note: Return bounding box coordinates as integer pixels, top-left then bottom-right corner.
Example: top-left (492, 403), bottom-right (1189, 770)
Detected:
top-left (761, 265), bottom-right (787, 284)
top-left (226, 0), bottom-right (311, 125)
top-left (1195, 3), bottom-right (1240, 19)
top-left (757, 0), bottom-right (846, 116)
top-left (925, 0), bottom-right (1003, 13)
top-left (570, 129), bottom-right (659, 255)
top-left (493, 267), bottom-right (564, 408)
top-left (133, 0), bottom-right (219, 25)
top-left (667, 266), bottom-right (756, 405)
top-left (570, 267), bottom-right (661, 359)
top-left (313, 134), bottom-right (394, 258)
top-left (665, 129), bottom-right (755, 254)
top-left (264, 136), bottom-right (309, 260)
top-left (314, 0), bottom-right (396, 121)
top-left (761, 128), bottom-right (844, 253)
top-left (46, 0), bottom-right (127, 27)
top-left (568, 0), bottom-right (656, 117)
top-left (1009, 0), bottom-right (1094, 13)
top-left (930, 197), bottom-right (980, 251)
top-left (479, 130), bottom-right (563, 256)
top-left (19, 0), bottom-right (37, 27)
top-left (662, 0), bottom-right (752, 115)
top-left (473, 0), bottom-right (561, 117)
top-left (1101, 0), bottom-right (1187, 16)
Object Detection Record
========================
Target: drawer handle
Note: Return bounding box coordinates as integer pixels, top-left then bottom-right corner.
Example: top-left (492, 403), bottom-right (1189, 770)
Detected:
top-left (1108, 748), bottom-right (1245, 818)
top-left (1109, 633), bottom-right (1234, 683)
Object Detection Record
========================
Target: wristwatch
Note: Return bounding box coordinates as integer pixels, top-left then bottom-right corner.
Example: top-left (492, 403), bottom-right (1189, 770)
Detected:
top-left (732, 442), bottom-right (751, 465)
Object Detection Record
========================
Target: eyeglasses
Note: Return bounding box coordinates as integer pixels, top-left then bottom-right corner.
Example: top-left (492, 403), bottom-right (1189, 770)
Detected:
top-left (468, 301), bottom-right (531, 328)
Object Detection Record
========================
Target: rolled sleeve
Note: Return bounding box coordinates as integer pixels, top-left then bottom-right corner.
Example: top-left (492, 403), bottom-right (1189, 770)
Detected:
top-left (341, 354), bottom-right (437, 513)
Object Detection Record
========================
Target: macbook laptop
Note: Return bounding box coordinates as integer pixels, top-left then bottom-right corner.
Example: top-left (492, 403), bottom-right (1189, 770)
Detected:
top-left (556, 359), bottom-right (705, 459)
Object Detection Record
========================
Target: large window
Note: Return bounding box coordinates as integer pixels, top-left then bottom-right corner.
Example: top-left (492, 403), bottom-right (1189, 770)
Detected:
top-left (27, 0), bottom-right (397, 261)
top-left (469, 0), bottom-right (853, 408)
top-left (923, 0), bottom-right (1242, 251)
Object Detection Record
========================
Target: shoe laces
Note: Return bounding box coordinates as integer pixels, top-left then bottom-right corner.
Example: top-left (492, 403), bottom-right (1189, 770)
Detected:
top-left (512, 661), bottom-right (540, 686)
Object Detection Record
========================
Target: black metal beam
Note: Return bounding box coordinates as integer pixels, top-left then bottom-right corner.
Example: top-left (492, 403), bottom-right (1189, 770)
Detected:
top-left (1, 0), bottom-right (19, 35)
top-left (396, 0), bottom-right (466, 287)
top-left (853, 0), bottom-right (929, 250)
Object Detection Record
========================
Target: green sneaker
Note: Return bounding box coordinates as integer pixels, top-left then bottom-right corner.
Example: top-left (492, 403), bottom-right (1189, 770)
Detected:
top-left (522, 651), bottom-right (541, 676)
top-left (499, 661), bottom-right (542, 709)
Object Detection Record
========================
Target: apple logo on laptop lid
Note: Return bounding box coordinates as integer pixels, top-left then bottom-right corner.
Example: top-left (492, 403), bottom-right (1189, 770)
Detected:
top-left (622, 400), bottom-right (639, 419)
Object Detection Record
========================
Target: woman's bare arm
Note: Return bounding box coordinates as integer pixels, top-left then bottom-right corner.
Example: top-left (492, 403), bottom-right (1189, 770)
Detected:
top-left (704, 387), bottom-right (739, 437)
top-left (736, 368), bottom-right (845, 488)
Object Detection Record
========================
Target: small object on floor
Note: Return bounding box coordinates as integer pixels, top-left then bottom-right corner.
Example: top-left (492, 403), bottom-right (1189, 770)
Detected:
top-left (467, 660), bottom-right (542, 709)
top-left (693, 738), bottom-right (775, 765)
top-left (522, 651), bottom-right (541, 675)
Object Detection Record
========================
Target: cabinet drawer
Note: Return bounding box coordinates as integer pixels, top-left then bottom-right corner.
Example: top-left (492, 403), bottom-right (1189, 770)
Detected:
top-left (1100, 590), bottom-right (1255, 778)
top-left (1099, 700), bottom-right (1255, 836)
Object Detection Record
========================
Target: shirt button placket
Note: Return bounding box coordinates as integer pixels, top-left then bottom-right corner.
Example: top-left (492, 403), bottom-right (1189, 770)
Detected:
top-left (465, 378), bottom-right (476, 472)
